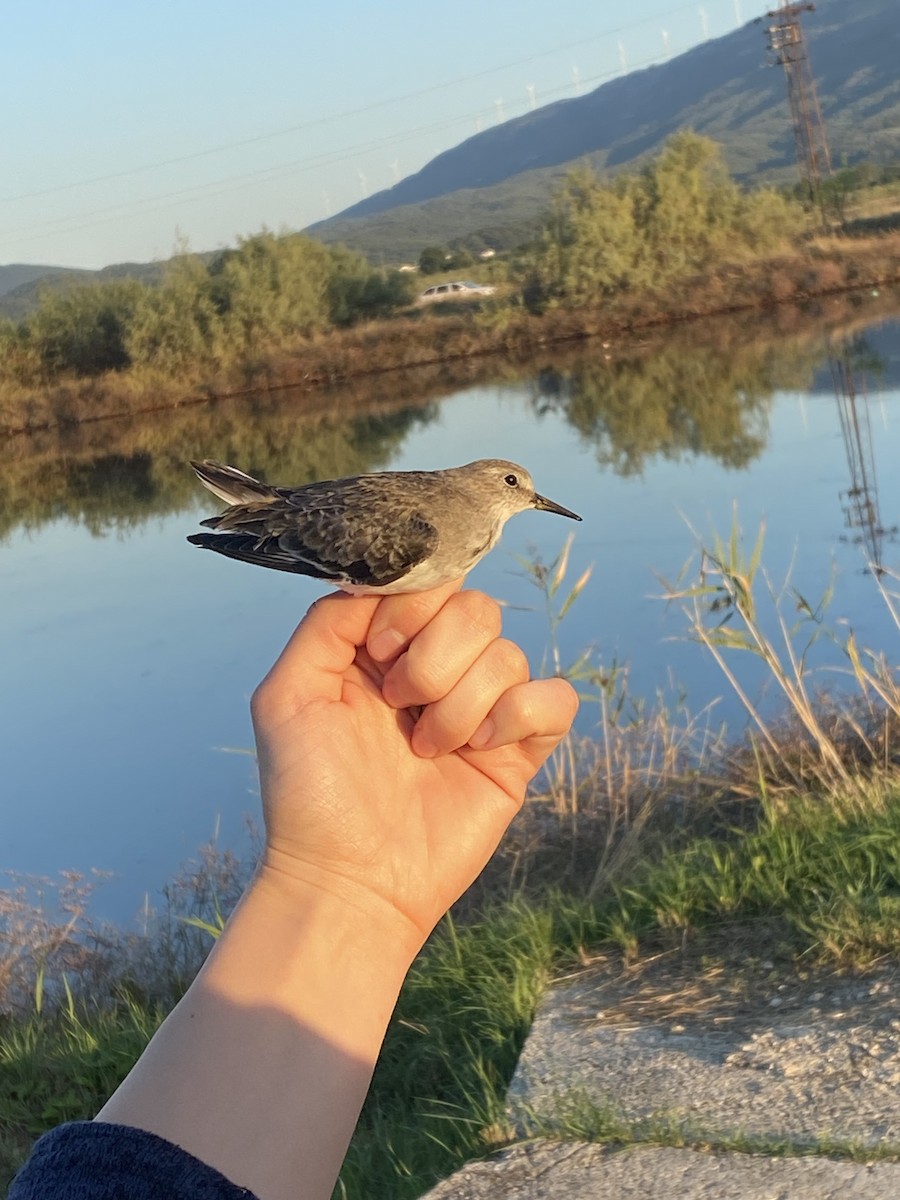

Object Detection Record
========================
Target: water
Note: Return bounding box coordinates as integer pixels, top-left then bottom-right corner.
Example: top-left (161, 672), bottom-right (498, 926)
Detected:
top-left (4, 296), bottom-right (900, 921)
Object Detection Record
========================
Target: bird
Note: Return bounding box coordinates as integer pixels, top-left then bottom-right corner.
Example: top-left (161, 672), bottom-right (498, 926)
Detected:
top-left (186, 458), bottom-right (582, 594)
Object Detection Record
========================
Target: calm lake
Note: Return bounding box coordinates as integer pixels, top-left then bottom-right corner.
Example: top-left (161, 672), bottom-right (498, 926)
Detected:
top-left (4, 293), bottom-right (900, 921)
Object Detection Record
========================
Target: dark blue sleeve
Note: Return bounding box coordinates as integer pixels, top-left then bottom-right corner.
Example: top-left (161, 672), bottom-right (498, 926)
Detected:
top-left (8, 1121), bottom-right (259, 1199)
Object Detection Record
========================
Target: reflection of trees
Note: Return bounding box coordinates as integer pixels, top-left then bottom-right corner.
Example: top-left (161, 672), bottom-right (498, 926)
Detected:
top-left (834, 333), bottom-right (887, 381)
top-left (2, 304), bottom-right (890, 538)
top-left (0, 391), bottom-right (437, 539)
top-left (529, 336), bottom-right (820, 476)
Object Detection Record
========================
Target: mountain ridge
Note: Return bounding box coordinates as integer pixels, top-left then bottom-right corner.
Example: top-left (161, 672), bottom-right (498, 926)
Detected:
top-left (3, 0), bottom-right (897, 303)
top-left (308, 0), bottom-right (899, 258)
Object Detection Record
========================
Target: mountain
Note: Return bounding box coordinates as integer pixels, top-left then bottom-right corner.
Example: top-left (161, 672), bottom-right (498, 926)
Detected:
top-left (0, 264), bottom-right (87, 300)
top-left (308, 0), bottom-right (900, 260)
top-left (5, 0), bottom-right (898, 308)
top-left (0, 260), bottom-right (174, 320)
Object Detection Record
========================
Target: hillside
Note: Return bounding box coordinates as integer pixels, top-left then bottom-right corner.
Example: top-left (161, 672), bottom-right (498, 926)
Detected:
top-left (308, 0), bottom-right (900, 259)
top-left (0, 264), bottom-right (91, 299)
top-left (0, 259), bottom-right (182, 320)
top-left (4, 0), bottom-right (898, 305)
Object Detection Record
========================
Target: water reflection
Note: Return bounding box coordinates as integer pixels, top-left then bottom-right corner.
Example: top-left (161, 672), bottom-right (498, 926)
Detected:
top-left (1, 399), bottom-right (438, 539)
top-left (829, 336), bottom-right (899, 572)
top-left (5, 302), bottom-right (890, 540)
top-left (526, 335), bottom-right (812, 475)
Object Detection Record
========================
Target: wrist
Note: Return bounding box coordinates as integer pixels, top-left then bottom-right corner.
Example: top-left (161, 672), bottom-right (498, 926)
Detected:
top-left (257, 845), bottom-right (429, 957)
top-left (195, 852), bottom-right (424, 1051)
top-left (239, 857), bottom-right (424, 968)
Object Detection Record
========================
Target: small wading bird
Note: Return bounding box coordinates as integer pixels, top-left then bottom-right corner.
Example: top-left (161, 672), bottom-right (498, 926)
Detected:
top-left (187, 458), bottom-right (582, 594)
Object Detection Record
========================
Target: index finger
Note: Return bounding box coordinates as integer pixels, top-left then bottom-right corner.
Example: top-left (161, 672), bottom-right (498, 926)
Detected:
top-left (366, 578), bottom-right (465, 664)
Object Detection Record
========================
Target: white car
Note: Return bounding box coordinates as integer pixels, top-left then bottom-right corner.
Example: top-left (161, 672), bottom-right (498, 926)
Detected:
top-left (417, 280), bottom-right (497, 305)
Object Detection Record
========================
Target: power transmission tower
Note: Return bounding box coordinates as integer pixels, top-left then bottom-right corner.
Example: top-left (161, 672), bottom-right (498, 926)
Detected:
top-left (762, 3), bottom-right (832, 209)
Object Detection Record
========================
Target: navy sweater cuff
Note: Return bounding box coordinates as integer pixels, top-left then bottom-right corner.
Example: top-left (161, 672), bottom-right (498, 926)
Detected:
top-left (9, 1121), bottom-right (259, 1199)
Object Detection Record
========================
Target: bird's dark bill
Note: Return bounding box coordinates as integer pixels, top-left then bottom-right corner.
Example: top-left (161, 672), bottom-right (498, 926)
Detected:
top-left (533, 493), bottom-right (582, 521)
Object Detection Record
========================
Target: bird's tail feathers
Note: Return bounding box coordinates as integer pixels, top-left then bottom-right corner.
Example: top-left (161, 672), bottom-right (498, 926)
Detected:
top-left (190, 460), bottom-right (276, 507)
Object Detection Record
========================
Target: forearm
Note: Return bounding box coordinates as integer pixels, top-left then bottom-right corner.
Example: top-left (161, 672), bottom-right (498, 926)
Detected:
top-left (97, 859), bottom-right (422, 1200)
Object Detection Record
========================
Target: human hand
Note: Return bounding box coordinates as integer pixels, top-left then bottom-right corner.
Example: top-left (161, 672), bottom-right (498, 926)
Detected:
top-left (251, 581), bottom-right (578, 946)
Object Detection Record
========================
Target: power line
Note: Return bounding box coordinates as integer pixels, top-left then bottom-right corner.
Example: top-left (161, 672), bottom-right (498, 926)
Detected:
top-left (0, 50), bottom-right (673, 250)
top-left (0, 1), bottom-right (718, 206)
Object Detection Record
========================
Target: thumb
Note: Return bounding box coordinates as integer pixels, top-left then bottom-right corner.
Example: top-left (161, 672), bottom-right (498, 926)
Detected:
top-left (260, 591), bottom-right (382, 705)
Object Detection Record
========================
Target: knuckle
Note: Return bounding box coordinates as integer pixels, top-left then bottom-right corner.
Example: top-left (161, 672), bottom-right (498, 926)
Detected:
top-left (494, 638), bottom-right (530, 680)
top-left (249, 680), bottom-right (272, 725)
top-left (398, 591), bottom-right (441, 630)
top-left (453, 589), bottom-right (502, 637)
top-left (250, 674), bottom-right (285, 728)
top-left (561, 678), bottom-right (580, 718)
top-left (400, 652), bottom-right (447, 702)
top-left (509, 688), bottom-right (538, 727)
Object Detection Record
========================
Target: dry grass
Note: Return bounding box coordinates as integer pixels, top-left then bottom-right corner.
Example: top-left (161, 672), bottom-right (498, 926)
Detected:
top-left (0, 872), bottom-right (104, 1015)
top-left (470, 518), bottom-right (900, 915)
top-left (0, 839), bottom-right (252, 1019)
top-left (662, 520), bottom-right (900, 802)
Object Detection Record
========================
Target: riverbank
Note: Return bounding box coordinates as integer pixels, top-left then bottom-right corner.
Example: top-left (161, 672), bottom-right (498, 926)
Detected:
top-left (4, 230), bottom-right (900, 439)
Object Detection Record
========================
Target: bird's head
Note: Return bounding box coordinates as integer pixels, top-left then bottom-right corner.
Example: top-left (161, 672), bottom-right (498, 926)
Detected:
top-left (457, 460), bottom-right (582, 524)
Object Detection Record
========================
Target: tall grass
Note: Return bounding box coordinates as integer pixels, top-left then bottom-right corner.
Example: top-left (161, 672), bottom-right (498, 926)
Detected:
top-left (492, 538), bottom-right (732, 906)
top-left (661, 518), bottom-right (900, 798)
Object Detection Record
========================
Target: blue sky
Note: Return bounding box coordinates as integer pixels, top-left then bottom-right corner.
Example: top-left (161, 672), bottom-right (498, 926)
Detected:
top-left (3, 0), bottom-right (749, 269)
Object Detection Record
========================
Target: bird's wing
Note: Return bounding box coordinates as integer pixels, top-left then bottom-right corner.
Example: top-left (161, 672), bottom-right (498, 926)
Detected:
top-left (187, 532), bottom-right (328, 576)
top-left (193, 493), bottom-right (439, 587)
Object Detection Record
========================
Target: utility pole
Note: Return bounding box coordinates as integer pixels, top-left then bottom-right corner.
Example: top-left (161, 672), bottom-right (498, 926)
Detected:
top-left (761, 3), bottom-right (832, 213)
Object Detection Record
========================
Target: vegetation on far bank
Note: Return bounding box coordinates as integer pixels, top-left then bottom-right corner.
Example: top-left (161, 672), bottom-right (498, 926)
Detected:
top-left (3, 530), bottom-right (900, 1194)
top-left (518, 133), bottom-right (805, 311)
top-left (3, 291), bottom-right (893, 551)
top-left (4, 134), bottom-right (900, 437)
top-left (3, 304), bottom-right (843, 541)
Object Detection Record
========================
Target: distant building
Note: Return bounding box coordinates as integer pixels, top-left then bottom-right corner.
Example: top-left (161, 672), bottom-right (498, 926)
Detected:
top-left (479, 248), bottom-right (496, 259)
top-left (397, 263), bottom-right (417, 272)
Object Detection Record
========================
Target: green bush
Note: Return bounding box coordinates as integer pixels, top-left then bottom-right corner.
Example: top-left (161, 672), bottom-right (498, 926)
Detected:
top-left (24, 280), bottom-right (145, 378)
top-left (418, 245), bottom-right (450, 274)
top-left (521, 132), bottom-right (808, 310)
top-left (0, 317), bottom-right (42, 385)
top-left (126, 254), bottom-right (223, 373)
top-left (209, 231), bottom-right (337, 353)
top-left (328, 269), bottom-right (415, 326)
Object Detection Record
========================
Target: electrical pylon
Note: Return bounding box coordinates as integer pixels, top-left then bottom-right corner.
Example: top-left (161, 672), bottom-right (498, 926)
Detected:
top-left (762, 3), bottom-right (832, 207)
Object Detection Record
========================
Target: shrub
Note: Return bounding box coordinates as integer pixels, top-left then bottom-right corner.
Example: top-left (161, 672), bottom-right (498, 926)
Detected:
top-left (328, 269), bottom-right (415, 326)
top-left (126, 254), bottom-right (223, 373)
top-left (520, 132), bottom-right (810, 308)
top-left (209, 231), bottom-right (337, 353)
top-left (24, 280), bottom-right (145, 379)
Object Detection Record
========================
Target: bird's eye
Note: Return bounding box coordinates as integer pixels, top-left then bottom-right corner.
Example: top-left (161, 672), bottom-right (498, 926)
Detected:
top-left (504, 473), bottom-right (519, 488)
